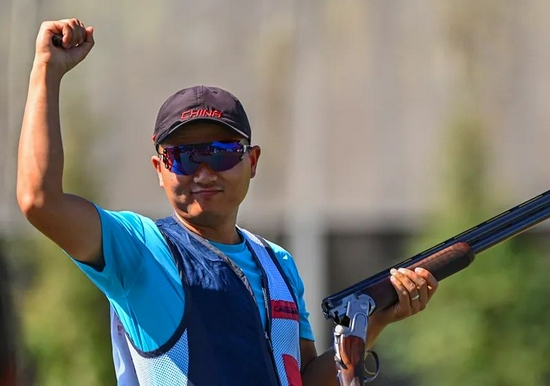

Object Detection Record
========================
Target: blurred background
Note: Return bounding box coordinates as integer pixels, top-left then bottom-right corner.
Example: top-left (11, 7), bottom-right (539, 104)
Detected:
top-left (1, 0), bottom-right (550, 385)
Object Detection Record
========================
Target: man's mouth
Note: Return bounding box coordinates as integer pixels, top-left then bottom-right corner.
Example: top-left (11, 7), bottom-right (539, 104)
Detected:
top-left (191, 188), bottom-right (223, 196)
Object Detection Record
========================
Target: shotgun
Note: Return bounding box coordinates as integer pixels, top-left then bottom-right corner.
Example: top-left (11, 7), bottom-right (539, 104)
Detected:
top-left (322, 189), bottom-right (550, 385)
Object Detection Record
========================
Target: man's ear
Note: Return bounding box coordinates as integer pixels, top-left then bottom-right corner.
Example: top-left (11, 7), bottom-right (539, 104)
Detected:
top-left (249, 146), bottom-right (261, 178)
top-left (151, 155), bottom-right (164, 187)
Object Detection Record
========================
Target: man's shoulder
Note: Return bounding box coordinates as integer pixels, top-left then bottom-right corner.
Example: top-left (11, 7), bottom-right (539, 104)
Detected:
top-left (93, 204), bottom-right (165, 240)
top-left (264, 239), bottom-right (292, 261)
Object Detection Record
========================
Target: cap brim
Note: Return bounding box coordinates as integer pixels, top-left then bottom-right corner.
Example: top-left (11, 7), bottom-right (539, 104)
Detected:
top-left (156, 117), bottom-right (250, 145)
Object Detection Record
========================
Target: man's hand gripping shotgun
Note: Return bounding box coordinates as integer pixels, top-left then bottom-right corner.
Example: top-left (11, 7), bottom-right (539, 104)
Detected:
top-left (322, 190), bottom-right (550, 385)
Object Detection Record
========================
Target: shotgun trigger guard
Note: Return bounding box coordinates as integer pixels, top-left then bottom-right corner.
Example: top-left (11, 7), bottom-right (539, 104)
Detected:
top-left (333, 294), bottom-right (378, 384)
top-left (363, 350), bottom-right (380, 382)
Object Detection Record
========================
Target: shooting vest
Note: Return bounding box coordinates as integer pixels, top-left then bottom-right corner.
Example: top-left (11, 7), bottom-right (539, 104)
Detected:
top-left (119, 216), bottom-right (302, 386)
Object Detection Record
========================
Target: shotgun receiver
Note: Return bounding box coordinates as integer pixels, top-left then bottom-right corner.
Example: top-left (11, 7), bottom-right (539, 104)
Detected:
top-left (322, 189), bottom-right (550, 385)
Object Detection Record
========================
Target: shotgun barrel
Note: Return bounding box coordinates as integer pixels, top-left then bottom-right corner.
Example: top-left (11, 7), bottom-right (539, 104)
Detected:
top-left (322, 189), bottom-right (550, 324)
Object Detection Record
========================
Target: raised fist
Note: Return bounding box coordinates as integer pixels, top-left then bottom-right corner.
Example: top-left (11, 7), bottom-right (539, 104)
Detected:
top-left (34, 18), bottom-right (95, 75)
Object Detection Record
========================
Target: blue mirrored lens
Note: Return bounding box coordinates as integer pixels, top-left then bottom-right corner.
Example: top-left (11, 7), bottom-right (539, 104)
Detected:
top-left (163, 141), bottom-right (247, 176)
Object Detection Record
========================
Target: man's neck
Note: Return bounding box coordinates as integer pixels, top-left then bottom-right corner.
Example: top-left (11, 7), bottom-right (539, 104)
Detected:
top-left (174, 212), bottom-right (241, 245)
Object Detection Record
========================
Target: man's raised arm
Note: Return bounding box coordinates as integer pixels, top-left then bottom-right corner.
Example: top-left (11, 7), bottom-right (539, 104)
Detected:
top-left (17, 19), bottom-right (102, 265)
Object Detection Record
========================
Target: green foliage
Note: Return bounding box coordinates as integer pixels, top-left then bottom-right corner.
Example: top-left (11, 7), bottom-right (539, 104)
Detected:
top-left (14, 238), bottom-right (113, 386)
top-left (377, 114), bottom-right (550, 386)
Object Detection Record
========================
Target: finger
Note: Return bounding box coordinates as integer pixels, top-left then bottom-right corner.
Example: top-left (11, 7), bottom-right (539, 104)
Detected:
top-left (399, 268), bottom-right (429, 307)
top-left (70, 23), bottom-right (83, 45)
top-left (59, 23), bottom-right (72, 48)
top-left (74, 20), bottom-right (87, 45)
top-left (414, 267), bottom-right (439, 300)
top-left (392, 269), bottom-right (422, 312)
top-left (62, 25), bottom-right (95, 63)
top-left (56, 19), bottom-right (81, 48)
top-left (84, 26), bottom-right (95, 46)
top-left (73, 26), bottom-right (95, 59)
top-left (393, 269), bottom-right (421, 298)
top-left (67, 19), bottom-right (85, 46)
top-left (389, 270), bottom-right (413, 314)
top-left (39, 21), bottom-right (66, 48)
top-left (389, 275), bottom-right (412, 317)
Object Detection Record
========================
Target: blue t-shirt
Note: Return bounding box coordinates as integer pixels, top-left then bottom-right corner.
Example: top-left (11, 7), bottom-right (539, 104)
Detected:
top-left (71, 205), bottom-right (314, 352)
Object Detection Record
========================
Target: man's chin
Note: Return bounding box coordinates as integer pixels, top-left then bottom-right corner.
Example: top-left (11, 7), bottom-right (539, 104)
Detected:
top-left (179, 210), bottom-right (224, 226)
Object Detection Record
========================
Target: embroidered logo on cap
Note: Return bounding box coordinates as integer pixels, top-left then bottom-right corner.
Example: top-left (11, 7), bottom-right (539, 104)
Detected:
top-left (181, 109), bottom-right (223, 120)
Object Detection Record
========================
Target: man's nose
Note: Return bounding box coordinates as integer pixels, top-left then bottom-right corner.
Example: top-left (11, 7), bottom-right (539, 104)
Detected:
top-left (193, 163), bottom-right (218, 183)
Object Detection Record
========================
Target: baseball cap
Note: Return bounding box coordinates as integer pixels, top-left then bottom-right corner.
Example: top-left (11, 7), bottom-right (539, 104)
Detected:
top-left (152, 85), bottom-right (251, 146)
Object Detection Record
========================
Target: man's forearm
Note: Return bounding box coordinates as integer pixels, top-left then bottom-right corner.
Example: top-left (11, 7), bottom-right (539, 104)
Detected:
top-left (364, 314), bottom-right (388, 350)
top-left (302, 348), bottom-right (339, 386)
top-left (17, 63), bottom-right (65, 210)
top-left (301, 317), bottom-right (387, 386)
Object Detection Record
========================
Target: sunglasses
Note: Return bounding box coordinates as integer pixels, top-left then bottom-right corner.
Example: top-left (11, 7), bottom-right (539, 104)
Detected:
top-left (161, 140), bottom-right (252, 176)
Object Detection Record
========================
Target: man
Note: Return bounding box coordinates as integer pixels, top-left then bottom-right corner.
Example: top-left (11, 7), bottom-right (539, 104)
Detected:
top-left (17, 19), bottom-right (438, 385)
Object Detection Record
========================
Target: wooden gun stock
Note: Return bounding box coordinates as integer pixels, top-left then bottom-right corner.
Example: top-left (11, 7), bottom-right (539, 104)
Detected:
top-left (336, 334), bottom-right (366, 386)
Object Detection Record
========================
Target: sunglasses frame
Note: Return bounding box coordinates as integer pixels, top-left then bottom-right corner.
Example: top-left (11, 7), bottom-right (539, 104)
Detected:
top-left (160, 140), bottom-right (252, 175)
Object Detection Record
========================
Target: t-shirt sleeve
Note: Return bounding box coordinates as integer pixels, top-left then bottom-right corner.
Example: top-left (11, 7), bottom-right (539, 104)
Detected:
top-left (266, 241), bottom-right (315, 342)
top-left (69, 204), bottom-right (170, 300)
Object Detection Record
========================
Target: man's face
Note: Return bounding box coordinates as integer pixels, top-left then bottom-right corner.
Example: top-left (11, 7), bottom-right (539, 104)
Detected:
top-left (151, 122), bottom-right (261, 227)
